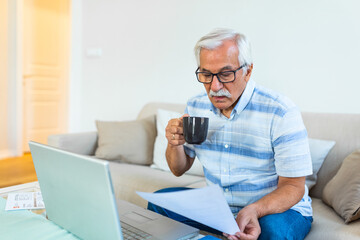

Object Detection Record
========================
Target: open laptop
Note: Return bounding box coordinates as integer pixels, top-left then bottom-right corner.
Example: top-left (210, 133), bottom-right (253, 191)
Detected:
top-left (29, 141), bottom-right (199, 240)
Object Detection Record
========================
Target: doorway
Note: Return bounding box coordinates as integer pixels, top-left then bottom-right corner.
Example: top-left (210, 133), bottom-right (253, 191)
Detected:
top-left (22, 0), bottom-right (70, 152)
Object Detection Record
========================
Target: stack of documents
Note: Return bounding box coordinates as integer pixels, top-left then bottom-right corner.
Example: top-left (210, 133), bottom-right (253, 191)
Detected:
top-left (137, 185), bottom-right (240, 235)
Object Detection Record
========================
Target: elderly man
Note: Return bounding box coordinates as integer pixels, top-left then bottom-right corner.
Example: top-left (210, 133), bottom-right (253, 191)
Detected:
top-left (148, 28), bottom-right (313, 240)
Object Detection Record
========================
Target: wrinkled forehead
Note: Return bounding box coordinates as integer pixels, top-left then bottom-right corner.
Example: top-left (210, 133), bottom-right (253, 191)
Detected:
top-left (199, 41), bottom-right (240, 69)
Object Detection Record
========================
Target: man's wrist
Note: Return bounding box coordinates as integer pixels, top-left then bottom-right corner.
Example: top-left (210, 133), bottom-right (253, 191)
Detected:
top-left (246, 203), bottom-right (263, 219)
top-left (167, 143), bottom-right (183, 150)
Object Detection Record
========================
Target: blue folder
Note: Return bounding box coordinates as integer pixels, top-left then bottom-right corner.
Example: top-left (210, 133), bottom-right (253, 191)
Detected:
top-left (0, 197), bottom-right (78, 239)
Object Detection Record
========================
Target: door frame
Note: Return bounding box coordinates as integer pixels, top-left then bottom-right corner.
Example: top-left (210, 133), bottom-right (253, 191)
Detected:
top-left (8, 0), bottom-right (23, 156)
top-left (8, 0), bottom-right (76, 156)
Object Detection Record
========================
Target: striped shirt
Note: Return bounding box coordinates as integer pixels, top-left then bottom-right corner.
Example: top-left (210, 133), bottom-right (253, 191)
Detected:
top-left (184, 80), bottom-right (313, 217)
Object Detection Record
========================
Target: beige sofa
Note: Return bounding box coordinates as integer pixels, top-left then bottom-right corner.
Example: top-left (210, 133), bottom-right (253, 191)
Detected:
top-left (48, 102), bottom-right (360, 239)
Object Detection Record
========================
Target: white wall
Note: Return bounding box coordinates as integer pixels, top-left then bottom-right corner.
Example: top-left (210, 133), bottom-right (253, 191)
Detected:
top-left (69, 0), bottom-right (83, 132)
top-left (71, 0), bottom-right (360, 132)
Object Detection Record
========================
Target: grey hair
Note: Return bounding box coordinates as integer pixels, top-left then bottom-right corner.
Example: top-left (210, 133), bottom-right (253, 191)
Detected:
top-left (194, 28), bottom-right (253, 74)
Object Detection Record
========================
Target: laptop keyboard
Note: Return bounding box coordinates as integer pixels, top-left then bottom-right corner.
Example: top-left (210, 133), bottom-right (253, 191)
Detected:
top-left (121, 221), bottom-right (152, 239)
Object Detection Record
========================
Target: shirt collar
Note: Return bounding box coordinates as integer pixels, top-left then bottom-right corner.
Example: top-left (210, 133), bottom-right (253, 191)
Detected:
top-left (233, 79), bottom-right (256, 114)
top-left (209, 79), bottom-right (256, 117)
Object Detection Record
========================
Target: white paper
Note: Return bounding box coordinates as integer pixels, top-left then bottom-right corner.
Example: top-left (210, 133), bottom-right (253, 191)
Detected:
top-left (5, 192), bottom-right (45, 211)
top-left (137, 185), bottom-right (240, 235)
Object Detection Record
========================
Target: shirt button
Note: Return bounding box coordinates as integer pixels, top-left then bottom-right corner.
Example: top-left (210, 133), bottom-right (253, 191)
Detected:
top-left (225, 188), bottom-right (229, 192)
top-left (224, 144), bottom-right (229, 149)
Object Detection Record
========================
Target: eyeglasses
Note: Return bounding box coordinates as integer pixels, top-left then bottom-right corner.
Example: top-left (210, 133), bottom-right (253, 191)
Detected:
top-left (195, 64), bottom-right (247, 84)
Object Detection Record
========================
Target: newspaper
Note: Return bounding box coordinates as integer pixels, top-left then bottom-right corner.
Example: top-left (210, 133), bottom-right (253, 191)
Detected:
top-left (5, 192), bottom-right (45, 211)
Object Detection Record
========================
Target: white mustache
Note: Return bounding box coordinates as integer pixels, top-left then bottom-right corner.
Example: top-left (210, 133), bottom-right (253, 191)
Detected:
top-left (209, 89), bottom-right (232, 98)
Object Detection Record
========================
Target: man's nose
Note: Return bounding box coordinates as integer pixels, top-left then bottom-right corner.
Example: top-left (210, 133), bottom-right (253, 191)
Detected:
top-left (211, 75), bottom-right (223, 92)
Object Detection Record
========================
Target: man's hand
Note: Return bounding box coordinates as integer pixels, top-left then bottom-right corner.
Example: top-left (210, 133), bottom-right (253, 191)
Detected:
top-left (165, 114), bottom-right (194, 177)
top-left (223, 205), bottom-right (261, 240)
top-left (223, 176), bottom-right (305, 240)
top-left (165, 114), bottom-right (189, 146)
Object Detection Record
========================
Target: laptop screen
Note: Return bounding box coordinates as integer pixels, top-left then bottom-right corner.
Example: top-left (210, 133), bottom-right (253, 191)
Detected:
top-left (29, 141), bottom-right (122, 240)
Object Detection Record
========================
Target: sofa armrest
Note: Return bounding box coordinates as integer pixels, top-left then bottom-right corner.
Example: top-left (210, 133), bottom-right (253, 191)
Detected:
top-left (47, 132), bottom-right (98, 155)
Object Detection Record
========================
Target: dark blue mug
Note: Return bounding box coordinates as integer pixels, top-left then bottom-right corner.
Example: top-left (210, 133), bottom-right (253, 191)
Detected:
top-left (183, 117), bottom-right (209, 144)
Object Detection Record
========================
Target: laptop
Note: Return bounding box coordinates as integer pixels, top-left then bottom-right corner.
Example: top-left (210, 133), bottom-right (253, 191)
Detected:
top-left (29, 141), bottom-right (199, 240)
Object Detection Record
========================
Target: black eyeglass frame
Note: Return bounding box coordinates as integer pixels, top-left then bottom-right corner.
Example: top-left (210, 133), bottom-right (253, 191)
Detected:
top-left (195, 63), bottom-right (247, 84)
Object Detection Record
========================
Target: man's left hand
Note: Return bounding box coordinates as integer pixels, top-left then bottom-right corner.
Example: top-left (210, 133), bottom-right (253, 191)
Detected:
top-left (223, 205), bottom-right (261, 240)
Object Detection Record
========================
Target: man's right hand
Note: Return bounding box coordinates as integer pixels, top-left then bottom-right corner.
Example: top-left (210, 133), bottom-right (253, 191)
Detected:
top-left (165, 114), bottom-right (189, 147)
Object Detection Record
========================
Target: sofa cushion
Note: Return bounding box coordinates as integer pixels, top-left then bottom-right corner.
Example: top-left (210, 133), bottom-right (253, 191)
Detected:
top-left (48, 131), bottom-right (98, 155)
top-left (95, 116), bottom-right (156, 165)
top-left (108, 162), bottom-right (204, 208)
top-left (322, 149), bottom-right (360, 223)
top-left (306, 138), bottom-right (335, 190)
top-left (305, 198), bottom-right (360, 240)
top-left (151, 109), bottom-right (204, 176)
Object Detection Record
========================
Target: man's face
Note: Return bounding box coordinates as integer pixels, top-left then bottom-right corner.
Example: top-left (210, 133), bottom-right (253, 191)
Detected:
top-left (199, 40), bottom-right (252, 116)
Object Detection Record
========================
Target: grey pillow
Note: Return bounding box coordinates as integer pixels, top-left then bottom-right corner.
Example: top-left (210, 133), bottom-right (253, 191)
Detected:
top-left (322, 149), bottom-right (360, 223)
top-left (95, 116), bottom-right (156, 165)
top-left (306, 138), bottom-right (335, 190)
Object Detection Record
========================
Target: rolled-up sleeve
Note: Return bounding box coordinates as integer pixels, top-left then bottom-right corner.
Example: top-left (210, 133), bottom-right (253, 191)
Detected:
top-left (271, 107), bottom-right (313, 177)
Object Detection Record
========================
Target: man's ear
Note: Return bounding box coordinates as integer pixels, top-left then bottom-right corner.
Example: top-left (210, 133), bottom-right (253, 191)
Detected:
top-left (245, 64), bottom-right (253, 82)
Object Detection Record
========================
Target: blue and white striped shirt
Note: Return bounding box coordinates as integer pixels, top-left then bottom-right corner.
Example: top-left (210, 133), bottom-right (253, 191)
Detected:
top-left (184, 80), bottom-right (313, 217)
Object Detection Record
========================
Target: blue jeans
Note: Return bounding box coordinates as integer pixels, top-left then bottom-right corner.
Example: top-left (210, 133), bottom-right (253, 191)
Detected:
top-left (147, 187), bottom-right (313, 240)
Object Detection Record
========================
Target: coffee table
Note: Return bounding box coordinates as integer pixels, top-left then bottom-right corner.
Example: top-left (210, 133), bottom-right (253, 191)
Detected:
top-left (0, 181), bottom-right (41, 196)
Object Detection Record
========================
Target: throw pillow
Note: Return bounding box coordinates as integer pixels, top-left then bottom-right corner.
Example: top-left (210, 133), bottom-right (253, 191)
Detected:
top-left (95, 116), bottom-right (156, 165)
top-left (151, 109), bottom-right (204, 176)
top-left (306, 138), bottom-right (336, 190)
top-left (322, 149), bottom-right (360, 223)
